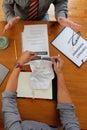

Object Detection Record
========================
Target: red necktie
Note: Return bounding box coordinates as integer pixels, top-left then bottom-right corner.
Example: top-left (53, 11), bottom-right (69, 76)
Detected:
top-left (27, 0), bottom-right (38, 20)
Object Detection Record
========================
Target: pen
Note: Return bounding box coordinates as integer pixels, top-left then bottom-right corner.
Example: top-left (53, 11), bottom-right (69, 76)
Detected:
top-left (56, 54), bottom-right (60, 67)
top-left (14, 40), bottom-right (18, 60)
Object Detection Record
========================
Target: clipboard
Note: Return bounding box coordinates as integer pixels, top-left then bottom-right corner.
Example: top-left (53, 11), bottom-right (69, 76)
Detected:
top-left (51, 27), bottom-right (87, 67)
top-left (0, 64), bottom-right (9, 85)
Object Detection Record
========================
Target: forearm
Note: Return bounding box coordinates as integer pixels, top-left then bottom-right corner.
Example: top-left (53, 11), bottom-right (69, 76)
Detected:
top-left (2, 51), bottom-right (37, 130)
top-left (5, 51), bottom-right (36, 92)
top-left (53, 0), bottom-right (68, 20)
top-left (52, 56), bottom-right (80, 129)
top-left (2, 0), bottom-right (15, 22)
top-left (5, 68), bottom-right (20, 92)
top-left (57, 73), bottom-right (80, 129)
top-left (57, 72), bottom-right (72, 104)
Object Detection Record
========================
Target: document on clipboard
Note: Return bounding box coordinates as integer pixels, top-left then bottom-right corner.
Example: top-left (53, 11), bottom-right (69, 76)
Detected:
top-left (21, 24), bottom-right (49, 63)
top-left (51, 27), bottom-right (87, 67)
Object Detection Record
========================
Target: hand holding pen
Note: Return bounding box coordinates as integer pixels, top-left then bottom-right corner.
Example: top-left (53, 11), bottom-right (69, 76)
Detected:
top-left (51, 55), bottom-right (64, 75)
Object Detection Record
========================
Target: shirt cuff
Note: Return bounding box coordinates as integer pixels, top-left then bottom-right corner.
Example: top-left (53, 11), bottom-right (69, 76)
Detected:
top-left (56, 12), bottom-right (67, 21)
top-left (2, 91), bottom-right (17, 98)
top-left (57, 103), bottom-right (75, 110)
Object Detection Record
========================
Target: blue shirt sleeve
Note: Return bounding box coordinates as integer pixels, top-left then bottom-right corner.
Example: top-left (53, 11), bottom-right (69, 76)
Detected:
top-left (57, 103), bottom-right (81, 130)
top-left (2, 91), bottom-right (81, 130)
top-left (2, 91), bottom-right (22, 130)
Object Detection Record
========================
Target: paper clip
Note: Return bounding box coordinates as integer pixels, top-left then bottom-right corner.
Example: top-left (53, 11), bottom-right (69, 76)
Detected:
top-left (32, 90), bottom-right (35, 99)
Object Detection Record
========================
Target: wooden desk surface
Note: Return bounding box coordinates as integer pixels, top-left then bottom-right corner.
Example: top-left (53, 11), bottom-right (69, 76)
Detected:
top-left (0, 21), bottom-right (87, 130)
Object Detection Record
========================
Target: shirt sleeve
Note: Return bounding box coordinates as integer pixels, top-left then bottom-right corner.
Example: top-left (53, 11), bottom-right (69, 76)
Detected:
top-left (2, 91), bottom-right (22, 130)
top-left (53, 0), bottom-right (68, 20)
top-left (57, 103), bottom-right (81, 130)
top-left (2, 0), bottom-right (15, 22)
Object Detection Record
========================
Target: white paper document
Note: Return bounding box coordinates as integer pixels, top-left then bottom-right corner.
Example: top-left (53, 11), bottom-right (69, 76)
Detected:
top-left (17, 72), bottom-right (53, 99)
top-left (51, 27), bottom-right (87, 67)
top-left (29, 60), bottom-right (54, 89)
top-left (22, 24), bottom-right (49, 58)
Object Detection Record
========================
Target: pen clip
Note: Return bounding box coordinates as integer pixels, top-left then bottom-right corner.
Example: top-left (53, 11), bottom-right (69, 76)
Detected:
top-left (82, 55), bottom-right (87, 63)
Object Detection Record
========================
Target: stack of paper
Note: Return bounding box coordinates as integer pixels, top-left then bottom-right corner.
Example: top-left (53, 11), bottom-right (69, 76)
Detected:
top-left (22, 24), bottom-right (49, 59)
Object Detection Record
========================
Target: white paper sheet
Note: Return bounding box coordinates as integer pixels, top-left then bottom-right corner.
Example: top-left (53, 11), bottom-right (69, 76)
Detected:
top-left (22, 24), bottom-right (49, 58)
top-left (51, 27), bottom-right (87, 67)
top-left (29, 60), bottom-right (54, 89)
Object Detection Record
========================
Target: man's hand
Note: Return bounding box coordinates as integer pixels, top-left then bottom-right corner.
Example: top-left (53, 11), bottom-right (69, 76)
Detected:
top-left (58, 16), bottom-right (81, 31)
top-left (3, 16), bottom-right (20, 33)
top-left (18, 51), bottom-right (37, 65)
top-left (51, 55), bottom-right (64, 75)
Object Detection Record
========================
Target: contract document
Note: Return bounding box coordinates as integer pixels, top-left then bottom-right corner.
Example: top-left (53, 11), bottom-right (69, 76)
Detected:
top-left (22, 24), bottom-right (49, 58)
top-left (51, 27), bottom-right (87, 67)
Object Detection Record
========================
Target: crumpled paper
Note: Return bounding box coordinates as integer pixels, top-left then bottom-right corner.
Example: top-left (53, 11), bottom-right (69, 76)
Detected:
top-left (29, 60), bottom-right (54, 89)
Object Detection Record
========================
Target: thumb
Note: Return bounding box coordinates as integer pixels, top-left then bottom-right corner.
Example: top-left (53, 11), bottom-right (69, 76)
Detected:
top-left (12, 16), bottom-right (20, 24)
top-left (58, 16), bottom-right (66, 23)
top-left (15, 16), bottom-right (20, 21)
top-left (30, 52), bottom-right (37, 60)
top-left (31, 54), bottom-right (37, 60)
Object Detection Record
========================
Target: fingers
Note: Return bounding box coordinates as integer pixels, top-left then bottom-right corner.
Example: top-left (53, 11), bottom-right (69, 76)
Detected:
top-left (29, 52), bottom-right (37, 60)
top-left (58, 16), bottom-right (81, 31)
top-left (67, 19), bottom-right (81, 31)
top-left (18, 51), bottom-right (37, 65)
top-left (23, 51), bottom-right (37, 60)
top-left (3, 22), bottom-right (13, 33)
top-left (3, 16), bottom-right (20, 33)
top-left (51, 55), bottom-right (60, 64)
top-left (51, 56), bottom-right (59, 69)
top-left (3, 27), bottom-right (7, 34)
top-left (51, 55), bottom-right (64, 69)
top-left (69, 22), bottom-right (81, 31)
top-left (3, 22), bottom-right (12, 34)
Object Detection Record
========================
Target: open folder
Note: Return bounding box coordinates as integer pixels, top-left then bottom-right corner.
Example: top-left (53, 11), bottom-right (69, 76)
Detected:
top-left (17, 72), bottom-right (57, 100)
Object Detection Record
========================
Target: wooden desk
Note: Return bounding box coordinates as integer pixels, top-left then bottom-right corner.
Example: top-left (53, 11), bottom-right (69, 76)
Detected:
top-left (0, 21), bottom-right (87, 130)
